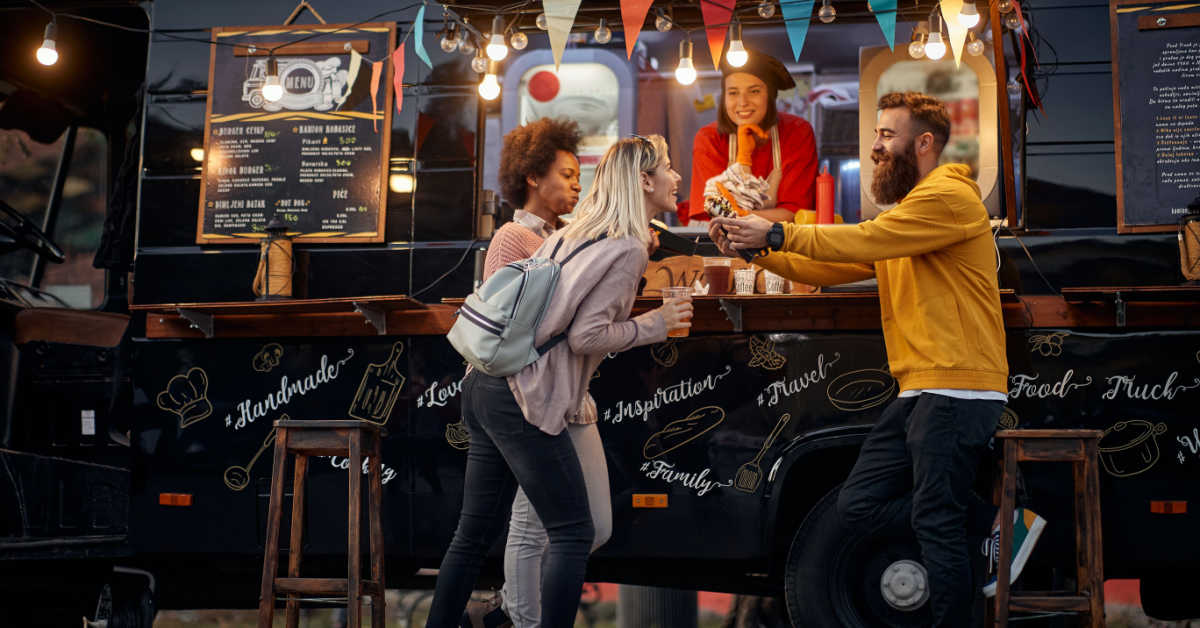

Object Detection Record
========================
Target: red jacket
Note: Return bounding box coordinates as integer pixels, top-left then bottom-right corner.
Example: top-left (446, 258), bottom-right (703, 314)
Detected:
top-left (686, 112), bottom-right (818, 223)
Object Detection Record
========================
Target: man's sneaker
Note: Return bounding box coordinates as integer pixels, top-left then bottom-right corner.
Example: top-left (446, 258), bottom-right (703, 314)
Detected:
top-left (460, 590), bottom-right (513, 628)
top-left (982, 508), bottom-right (1047, 597)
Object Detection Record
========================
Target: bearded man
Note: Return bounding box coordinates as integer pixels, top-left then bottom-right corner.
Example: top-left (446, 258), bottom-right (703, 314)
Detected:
top-left (710, 91), bottom-right (1043, 627)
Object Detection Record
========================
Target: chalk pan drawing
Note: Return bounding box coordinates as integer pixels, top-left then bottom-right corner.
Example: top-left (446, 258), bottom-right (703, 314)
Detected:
top-left (1099, 419), bottom-right (1168, 477)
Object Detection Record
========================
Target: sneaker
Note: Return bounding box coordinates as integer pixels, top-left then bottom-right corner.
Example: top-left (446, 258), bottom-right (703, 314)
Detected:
top-left (460, 591), bottom-right (513, 628)
top-left (982, 508), bottom-right (1047, 597)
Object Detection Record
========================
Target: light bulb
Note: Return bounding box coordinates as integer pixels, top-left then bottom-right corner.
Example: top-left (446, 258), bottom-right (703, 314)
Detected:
top-left (486, 16), bottom-right (508, 61)
top-left (190, 148), bottom-right (205, 162)
top-left (479, 73), bottom-right (501, 100)
top-left (593, 19), bottom-right (612, 44)
top-left (655, 11), bottom-right (673, 32)
top-left (675, 41), bottom-right (697, 85)
top-left (536, 12), bottom-right (549, 30)
top-left (958, 2), bottom-right (980, 27)
top-left (908, 38), bottom-right (926, 59)
top-left (510, 30), bottom-right (528, 50)
top-left (1004, 11), bottom-right (1022, 30)
top-left (924, 32), bottom-right (946, 60)
top-left (440, 25), bottom-right (459, 53)
top-left (471, 51), bottom-right (489, 74)
top-left (818, 0), bottom-right (837, 24)
top-left (758, 2), bottom-right (777, 18)
top-left (998, 0), bottom-right (1014, 13)
top-left (389, 173), bottom-right (415, 194)
top-left (966, 35), bottom-right (985, 56)
top-left (726, 23), bottom-right (748, 68)
top-left (36, 21), bottom-right (58, 66)
top-left (459, 35), bottom-right (476, 55)
top-left (262, 57), bottom-right (284, 102)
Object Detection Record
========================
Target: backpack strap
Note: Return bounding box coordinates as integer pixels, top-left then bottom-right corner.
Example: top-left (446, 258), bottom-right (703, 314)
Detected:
top-left (535, 234), bottom-right (609, 355)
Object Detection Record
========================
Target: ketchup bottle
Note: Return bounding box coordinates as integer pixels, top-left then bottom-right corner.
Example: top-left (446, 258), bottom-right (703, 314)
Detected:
top-left (816, 161), bottom-right (835, 225)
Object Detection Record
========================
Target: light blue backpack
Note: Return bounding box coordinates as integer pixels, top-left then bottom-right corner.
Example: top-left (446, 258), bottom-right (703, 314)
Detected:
top-left (448, 235), bottom-right (605, 376)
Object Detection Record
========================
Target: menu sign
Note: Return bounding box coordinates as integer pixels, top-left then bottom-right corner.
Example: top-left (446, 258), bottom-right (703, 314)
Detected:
top-left (198, 23), bottom-right (394, 244)
top-left (1111, 2), bottom-right (1200, 233)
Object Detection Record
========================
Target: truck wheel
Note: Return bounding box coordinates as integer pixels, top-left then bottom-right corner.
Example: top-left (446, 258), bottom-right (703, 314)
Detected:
top-left (249, 91), bottom-right (265, 108)
top-left (784, 486), bottom-right (932, 628)
top-left (1141, 571), bottom-right (1200, 620)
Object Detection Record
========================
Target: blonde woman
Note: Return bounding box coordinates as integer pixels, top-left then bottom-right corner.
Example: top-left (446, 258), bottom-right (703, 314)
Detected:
top-left (427, 135), bottom-right (690, 628)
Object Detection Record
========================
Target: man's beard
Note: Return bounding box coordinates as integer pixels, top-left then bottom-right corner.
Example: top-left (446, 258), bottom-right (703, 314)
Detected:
top-left (870, 142), bottom-right (921, 205)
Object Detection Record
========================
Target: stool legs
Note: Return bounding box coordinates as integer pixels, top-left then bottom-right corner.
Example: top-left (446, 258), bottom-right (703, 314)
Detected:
top-left (285, 454), bottom-right (308, 628)
top-left (995, 440), bottom-right (1018, 626)
top-left (258, 428), bottom-right (290, 627)
top-left (1076, 440), bottom-right (1104, 626)
top-left (369, 433), bottom-right (386, 627)
top-left (347, 430), bottom-right (363, 628)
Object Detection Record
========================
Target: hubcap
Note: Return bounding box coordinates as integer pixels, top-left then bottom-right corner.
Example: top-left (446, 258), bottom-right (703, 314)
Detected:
top-left (879, 559), bottom-right (929, 611)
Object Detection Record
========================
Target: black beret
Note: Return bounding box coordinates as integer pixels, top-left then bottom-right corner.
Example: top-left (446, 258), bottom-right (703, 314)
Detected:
top-left (720, 49), bottom-right (796, 91)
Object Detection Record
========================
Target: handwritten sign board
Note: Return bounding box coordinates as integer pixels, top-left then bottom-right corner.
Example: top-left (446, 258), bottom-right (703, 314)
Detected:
top-left (198, 23), bottom-right (394, 244)
top-left (1110, 2), bottom-right (1200, 233)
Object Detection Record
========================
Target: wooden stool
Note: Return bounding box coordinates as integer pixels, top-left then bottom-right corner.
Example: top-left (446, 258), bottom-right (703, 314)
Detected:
top-left (258, 419), bottom-right (386, 628)
top-left (991, 429), bottom-right (1104, 627)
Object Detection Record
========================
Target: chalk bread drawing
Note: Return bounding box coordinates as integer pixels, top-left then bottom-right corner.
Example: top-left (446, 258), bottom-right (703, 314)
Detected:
top-left (998, 407), bottom-right (1020, 430)
top-left (643, 406), bottom-right (726, 460)
top-left (157, 367), bottom-right (213, 428)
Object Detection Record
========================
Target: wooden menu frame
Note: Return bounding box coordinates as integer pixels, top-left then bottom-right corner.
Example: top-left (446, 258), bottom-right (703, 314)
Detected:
top-left (197, 22), bottom-right (395, 244)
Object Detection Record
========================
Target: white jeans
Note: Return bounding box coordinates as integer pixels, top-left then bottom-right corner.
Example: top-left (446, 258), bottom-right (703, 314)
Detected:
top-left (501, 422), bottom-right (611, 628)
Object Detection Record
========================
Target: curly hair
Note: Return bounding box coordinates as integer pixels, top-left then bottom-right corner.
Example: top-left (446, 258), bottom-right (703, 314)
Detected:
top-left (498, 117), bottom-right (583, 208)
top-left (878, 92), bottom-right (950, 153)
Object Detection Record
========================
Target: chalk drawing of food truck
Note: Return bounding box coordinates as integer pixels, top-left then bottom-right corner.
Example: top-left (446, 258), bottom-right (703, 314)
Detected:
top-left (243, 56), bottom-right (350, 112)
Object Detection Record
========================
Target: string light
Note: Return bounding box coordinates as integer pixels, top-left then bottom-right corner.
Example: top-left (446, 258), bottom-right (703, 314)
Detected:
top-left (458, 18), bottom-right (476, 56)
top-left (924, 14), bottom-right (946, 60)
top-left (535, 12), bottom-right (549, 30)
top-left (36, 20), bottom-right (58, 66)
top-left (1003, 11), bottom-right (1022, 30)
top-left (958, 1), bottom-right (980, 27)
top-left (655, 8), bottom-right (673, 32)
top-left (262, 56), bottom-right (284, 102)
top-left (907, 26), bottom-right (926, 59)
top-left (471, 47), bottom-right (489, 74)
top-left (998, 0), bottom-right (1014, 14)
top-left (486, 15), bottom-right (508, 60)
top-left (675, 40), bottom-right (697, 85)
top-left (757, 2), bottom-right (776, 18)
top-left (726, 21), bottom-right (748, 68)
top-left (439, 23), bottom-right (459, 53)
top-left (593, 18), bottom-right (612, 44)
top-left (818, 0), bottom-right (837, 24)
top-left (190, 148), bottom-right (205, 162)
top-left (966, 31), bottom-right (985, 56)
top-left (509, 30), bottom-right (528, 50)
top-left (478, 61), bottom-right (501, 100)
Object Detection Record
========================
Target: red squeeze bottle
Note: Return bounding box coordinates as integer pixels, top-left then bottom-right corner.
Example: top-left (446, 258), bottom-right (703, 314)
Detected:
top-left (816, 162), bottom-right (835, 225)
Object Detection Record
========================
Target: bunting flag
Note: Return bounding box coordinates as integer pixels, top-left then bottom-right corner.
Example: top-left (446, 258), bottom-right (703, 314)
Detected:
top-left (780, 0), bottom-right (815, 61)
top-left (413, 4), bottom-right (433, 69)
top-left (544, 0), bottom-right (582, 70)
top-left (370, 59), bottom-right (383, 132)
top-left (391, 46), bottom-right (405, 114)
top-left (700, 0), bottom-right (736, 70)
top-left (621, 0), bottom-right (655, 59)
top-left (872, 0), bottom-right (898, 50)
top-left (939, 0), bottom-right (968, 67)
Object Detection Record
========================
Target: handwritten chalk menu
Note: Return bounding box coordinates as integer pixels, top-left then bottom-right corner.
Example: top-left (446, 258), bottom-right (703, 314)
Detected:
top-left (198, 23), bottom-right (394, 244)
top-left (1111, 3), bottom-right (1200, 232)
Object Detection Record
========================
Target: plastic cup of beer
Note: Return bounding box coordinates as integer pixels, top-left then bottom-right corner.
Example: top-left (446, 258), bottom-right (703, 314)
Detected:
top-left (764, 270), bottom-right (785, 294)
top-left (702, 257), bottom-right (732, 295)
top-left (662, 286), bottom-right (693, 338)
top-left (734, 268), bottom-right (756, 295)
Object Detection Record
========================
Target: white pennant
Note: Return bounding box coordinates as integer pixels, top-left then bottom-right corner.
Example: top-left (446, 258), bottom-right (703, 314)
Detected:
top-left (544, 0), bottom-right (582, 70)
top-left (939, 0), bottom-right (968, 67)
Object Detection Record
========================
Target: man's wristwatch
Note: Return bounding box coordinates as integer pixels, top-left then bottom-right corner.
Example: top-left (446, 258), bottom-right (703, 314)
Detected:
top-left (766, 222), bottom-right (785, 251)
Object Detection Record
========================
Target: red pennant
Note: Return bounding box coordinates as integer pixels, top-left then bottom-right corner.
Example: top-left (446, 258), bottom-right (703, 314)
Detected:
top-left (369, 60), bottom-right (382, 132)
top-left (391, 47), bottom-right (405, 114)
top-left (700, 0), bottom-right (735, 70)
top-left (621, 0), bottom-right (655, 59)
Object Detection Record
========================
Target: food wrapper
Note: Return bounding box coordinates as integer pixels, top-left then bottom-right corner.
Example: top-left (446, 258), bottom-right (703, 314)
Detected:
top-left (702, 124), bottom-right (770, 219)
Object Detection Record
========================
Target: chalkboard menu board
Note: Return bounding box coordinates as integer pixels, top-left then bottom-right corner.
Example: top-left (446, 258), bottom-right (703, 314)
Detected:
top-left (1110, 2), bottom-right (1200, 233)
top-left (198, 23), bottom-right (395, 244)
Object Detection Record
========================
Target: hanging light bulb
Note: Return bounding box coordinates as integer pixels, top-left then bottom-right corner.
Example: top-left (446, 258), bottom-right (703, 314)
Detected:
top-left (471, 48), bottom-right (489, 74)
top-left (958, 1), bottom-right (981, 27)
top-left (966, 31), bottom-right (985, 56)
top-left (726, 21), bottom-right (748, 68)
top-left (924, 31), bottom-right (946, 60)
top-left (818, 0), bottom-right (837, 24)
top-left (1003, 11), bottom-right (1022, 30)
top-left (655, 9), bottom-right (673, 32)
top-left (675, 40), bottom-right (697, 86)
top-left (440, 23), bottom-right (459, 53)
top-left (758, 1), bottom-right (777, 18)
top-left (459, 34), bottom-right (476, 56)
top-left (998, 0), bottom-right (1014, 13)
top-left (908, 28), bottom-right (926, 59)
top-left (593, 18), bottom-right (612, 44)
top-left (479, 61), bottom-right (501, 100)
top-left (36, 20), bottom-right (58, 66)
top-left (510, 30), bottom-right (528, 50)
top-left (486, 16), bottom-right (508, 60)
top-left (535, 12), bottom-right (549, 30)
top-left (262, 57), bottom-right (284, 102)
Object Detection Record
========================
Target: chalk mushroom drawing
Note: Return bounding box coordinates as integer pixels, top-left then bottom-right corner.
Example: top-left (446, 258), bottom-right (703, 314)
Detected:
top-left (224, 424), bottom-right (279, 491)
top-left (348, 341), bottom-right (405, 425)
top-left (643, 406), bottom-right (726, 459)
top-left (1098, 420), bottom-right (1169, 477)
top-left (1029, 332), bottom-right (1069, 357)
top-left (747, 336), bottom-right (787, 371)
top-left (826, 368), bottom-right (898, 412)
top-left (156, 367), bottom-right (213, 428)
top-left (650, 340), bottom-right (680, 368)
top-left (445, 420), bottom-right (469, 451)
top-left (252, 342), bottom-right (284, 372)
top-left (734, 413), bottom-right (791, 493)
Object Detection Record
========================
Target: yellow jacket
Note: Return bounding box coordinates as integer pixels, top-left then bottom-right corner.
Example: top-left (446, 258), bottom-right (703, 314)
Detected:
top-left (757, 164), bottom-right (1007, 393)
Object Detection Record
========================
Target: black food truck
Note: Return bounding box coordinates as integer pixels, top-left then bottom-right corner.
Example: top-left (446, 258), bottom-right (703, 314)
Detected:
top-left (1, 0), bottom-right (1198, 625)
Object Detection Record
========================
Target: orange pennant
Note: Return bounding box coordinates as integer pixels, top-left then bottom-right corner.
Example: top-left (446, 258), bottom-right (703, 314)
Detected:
top-left (621, 0), bottom-right (655, 59)
top-left (700, 0), bottom-right (735, 70)
top-left (370, 60), bottom-right (382, 132)
top-left (391, 47), bottom-right (404, 114)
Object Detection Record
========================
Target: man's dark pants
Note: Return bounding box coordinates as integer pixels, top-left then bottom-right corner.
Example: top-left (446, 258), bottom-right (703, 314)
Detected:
top-left (837, 393), bottom-right (1004, 627)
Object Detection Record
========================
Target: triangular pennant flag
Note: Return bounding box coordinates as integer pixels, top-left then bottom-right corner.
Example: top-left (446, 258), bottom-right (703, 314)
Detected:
top-left (391, 46), bottom-right (405, 114)
top-left (370, 59), bottom-right (382, 132)
top-left (544, 0), bottom-right (582, 70)
top-left (413, 4), bottom-right (433, 70)
top-left (700, 0), bottom-right (735, 70)
top-left (939, 0), bottom-right (968, 67)
top-left (621, 0), bottom-right (655, 59)
top-left (872, 0), bottom-right (898, 50)
top-left (780, 0), bottom-right (815, 61)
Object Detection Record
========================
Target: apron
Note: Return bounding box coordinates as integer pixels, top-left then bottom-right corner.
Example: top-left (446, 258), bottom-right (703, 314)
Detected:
top-left (727, 125), bottom-right (783, 209)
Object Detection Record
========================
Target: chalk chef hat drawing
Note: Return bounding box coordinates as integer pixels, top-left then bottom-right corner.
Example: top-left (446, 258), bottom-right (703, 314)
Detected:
top-left (156, 367), bottom-right (213, 428)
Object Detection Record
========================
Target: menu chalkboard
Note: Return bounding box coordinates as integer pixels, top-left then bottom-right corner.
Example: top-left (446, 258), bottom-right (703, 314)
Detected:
top-left (198, 23), bottom-right (395, 244)
top-left (1111, 2), bottom-right (1200, 233)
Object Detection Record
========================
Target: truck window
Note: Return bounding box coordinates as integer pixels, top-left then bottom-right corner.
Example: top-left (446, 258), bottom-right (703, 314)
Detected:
top-left (0, 127), bottom-right (107, 308)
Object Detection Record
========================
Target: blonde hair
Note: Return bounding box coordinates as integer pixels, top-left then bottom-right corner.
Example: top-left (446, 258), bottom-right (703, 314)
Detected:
top-left (560, 134), bottom-right (668, 246)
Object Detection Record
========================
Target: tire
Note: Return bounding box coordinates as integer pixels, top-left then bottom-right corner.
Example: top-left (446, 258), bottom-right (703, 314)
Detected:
top-left (104, 578), bottom-right (156, 628)
top-left (249, 91), bottom-right (265, 109)
top-left (783, 486), bottom-right (933, 628)
top-left (1141, 571), bottom-right (1200, 620)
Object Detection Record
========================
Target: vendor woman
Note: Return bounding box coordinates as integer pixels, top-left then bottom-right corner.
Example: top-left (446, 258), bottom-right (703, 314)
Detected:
top-left (687, 49), bottom-right (818, 223)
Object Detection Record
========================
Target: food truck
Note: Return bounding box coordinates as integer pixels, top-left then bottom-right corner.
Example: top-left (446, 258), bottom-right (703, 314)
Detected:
top-left (1, 0), bottom-right (1198, 625)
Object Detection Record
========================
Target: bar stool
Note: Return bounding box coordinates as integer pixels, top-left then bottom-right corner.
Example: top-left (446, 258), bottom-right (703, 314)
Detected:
top-left (258, 419), bottom-right (386, 628)
top-left (990, 429), bottom-right (1104, 627)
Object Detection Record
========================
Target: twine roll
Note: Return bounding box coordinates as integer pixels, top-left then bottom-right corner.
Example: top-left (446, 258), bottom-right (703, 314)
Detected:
top-left (252, 238), bottom-right (293, 298)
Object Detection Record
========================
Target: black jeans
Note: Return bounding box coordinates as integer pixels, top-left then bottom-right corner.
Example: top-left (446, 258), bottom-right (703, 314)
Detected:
top-left (426, 371), bottom-right (594, 628)
top-left (837, 394), bottom-right (1003, 627)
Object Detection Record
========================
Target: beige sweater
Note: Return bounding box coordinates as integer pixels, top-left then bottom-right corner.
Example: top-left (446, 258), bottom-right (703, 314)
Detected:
top-left (508, 232), bottom-right (667, 434)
